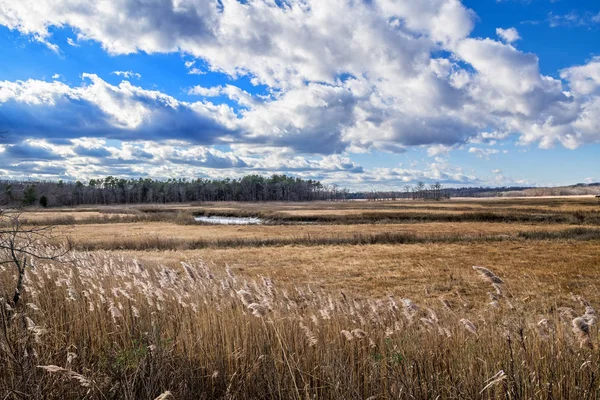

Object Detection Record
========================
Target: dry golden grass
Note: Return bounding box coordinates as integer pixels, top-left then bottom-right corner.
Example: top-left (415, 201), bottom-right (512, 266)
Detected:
top-left (1, 247), bottom-right (599, 399)
top-left (51, 220), bottom-right (592, 247)
top-left (118, 240), bottom-right (600, 300)
top-left (20, 211), bottom-right (134, 222)
top-left (3, 198), bottom-right (600, 398)
top-left (16, 196), bottom-right (600, 224)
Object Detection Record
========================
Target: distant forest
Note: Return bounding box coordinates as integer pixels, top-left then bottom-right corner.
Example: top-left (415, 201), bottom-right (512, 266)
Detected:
top-left (1, 175), bottom-right (598, 207)
top-left (0, 175), bottom-right (349, 207)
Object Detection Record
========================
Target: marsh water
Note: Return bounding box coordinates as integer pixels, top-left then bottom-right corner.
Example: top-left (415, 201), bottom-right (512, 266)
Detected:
top-left (194, 216), bottom-right (263, 225)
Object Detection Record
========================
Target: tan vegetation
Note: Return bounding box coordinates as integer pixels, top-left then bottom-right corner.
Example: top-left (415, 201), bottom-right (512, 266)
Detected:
top-left (49, 221), bottom-right (596, 250)
top-left (1, 250), bottom-right (599, 399)
top-left (2, 198), bottom-right (600, 398)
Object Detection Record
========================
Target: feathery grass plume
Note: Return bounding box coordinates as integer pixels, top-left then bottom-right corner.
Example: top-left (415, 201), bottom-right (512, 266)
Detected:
top-left (181, 262), bottom-right (197, 282)
top-left (420, 318), bottom-right (436, 330)
top-left (402, 299), bottom-right (418, 322)
top-left (299, 322), bottom-right (318, 347)
top-left (488, 292), bottom-right (500, 308)
top-left (583, 305), bottom-right (597, 325)
top-left (388, 295), bottom-right (399, 312)
top-left (558, 307), bottom-right (577, 323)
top-left (247, 303), bottom-right (268, 318)
top-left (237, 289), bottom-right (254, 307)
top-left (572, 317), bottom-right (593, 349)
top-left (427, 308), bottom-right (439, 323)
top-left (341, 330), bottom-right (354, 341)
top-left (536, 318), bottom-right (548, 338)
top-left (67, 352), bottom-right (77, 364)
top-left (572, 294), bottom-right (591, 307)
top-left (131, 305), bottom-right (140, 318)
top-left (439, 297), bottom-right (453, 312)
top-left (154, 391), bottom-right (173, 400)
top-left (472, 266), bottom-right (503, 284)
top-left (225, 264), bottom-right (236, 282)
top-left (262, 276), bottom-right (275, 298)
top-left (351, 329), bottom-right (367, 339)
top-left (319, 309), bottom-right (331, 320)
top-left (460, 319), bottom-right (478, 335)
top-left (38, 365), bottom-right (68, 373)
top-left (37, 365), bottom-right (92, 387)
top-left (310, 314), bottom-right (319, 326)
top-left (480, 370), bottom-right (506, 394)
top-left (108, 302), bottom-right (123, 323)
top-left (492, 283), bottom-right (503, 295)
top-left (25, 317), bottom-right (47, 341)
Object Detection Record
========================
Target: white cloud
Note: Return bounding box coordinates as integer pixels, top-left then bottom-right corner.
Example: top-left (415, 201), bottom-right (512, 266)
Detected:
top-left (427, 144), bottom-right (453, 157)
top-left (560, 57), bottom-right (600, 96)
top-left (66, 37), bottom-right (79, 47)
top-left (51, 73), bottom-right (61, 79)
top-left (184, 60), bottom-right (206, 75)
top-left (188, 85), bottom-right (223, 97)
top-left (111, 70), bottom-right (141, 80)
top-left (188, 68), bottom-right (206, 75)
top-left (468, 147), bottom-right (500, 159)
top-left (496, 27), bottom-right (521, 43)
top-left (547, 12), bottom-right (600, 28)
top-left (0, 0), bottom-right (600, 172)
top-left (0, 75), bottom-right (239, 143)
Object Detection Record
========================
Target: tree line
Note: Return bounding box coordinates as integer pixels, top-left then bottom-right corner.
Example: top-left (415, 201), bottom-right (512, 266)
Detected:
top-left (0, 174), bottom-right (545, 208)
top-left (0, 175), bottom-right (351, 207)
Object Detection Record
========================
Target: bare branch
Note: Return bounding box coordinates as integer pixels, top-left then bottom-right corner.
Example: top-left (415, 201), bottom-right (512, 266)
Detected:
top-left (0, 209), bottom-right (71, 310)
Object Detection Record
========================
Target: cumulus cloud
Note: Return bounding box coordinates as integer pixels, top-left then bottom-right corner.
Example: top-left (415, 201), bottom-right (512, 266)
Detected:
top-left (560, 57), bottom-right (600, 96)
top-left (3, 140), bottom-right (63, 161)
top-left (0, 74), bottom-right (239, 144)
top-left (2, 0), bottom-right (597, 154)
top-left (0, 0), bottom-right (600, 185)
top-left (188, 85), bottom-right (223, 97)
top-left (496, 27), bottom-right (521, 43)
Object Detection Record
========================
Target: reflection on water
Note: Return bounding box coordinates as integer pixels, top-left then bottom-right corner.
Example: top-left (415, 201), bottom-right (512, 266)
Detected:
top-left (194, 216), bottom-right (263, 225)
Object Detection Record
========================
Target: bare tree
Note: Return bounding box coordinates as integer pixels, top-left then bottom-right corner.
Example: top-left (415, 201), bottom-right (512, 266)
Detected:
top-left (416, 182), bottom-right (425, 200)
top-left (0, 208), bottom-right (70, 311)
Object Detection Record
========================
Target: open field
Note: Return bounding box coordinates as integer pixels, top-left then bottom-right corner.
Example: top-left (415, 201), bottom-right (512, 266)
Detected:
top-left (49, 220), bottom-right (598, 250)
top-left (2, 197), bottom-right (600, 398)
top-left (119, 240), bottom-right (600, 300)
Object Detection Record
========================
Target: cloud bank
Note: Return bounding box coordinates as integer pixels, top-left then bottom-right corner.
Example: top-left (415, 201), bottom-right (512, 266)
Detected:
top-left (0, 0), bottom-right (599, 187)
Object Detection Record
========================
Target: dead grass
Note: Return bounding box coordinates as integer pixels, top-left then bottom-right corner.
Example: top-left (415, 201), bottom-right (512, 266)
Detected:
top-left (48, 221), bottom-right (600, 252)
top-left (1, 247), bottom-right (599, 399)
top-left (16, 197), bottom-right (600, 226)
top-left (117, 240), bottom-right (600, 300)
top-left (3, 197), bottom-right (600, 398)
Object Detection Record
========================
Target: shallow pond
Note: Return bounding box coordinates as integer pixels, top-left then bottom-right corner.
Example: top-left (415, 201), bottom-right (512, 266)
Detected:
top-left (194, 216), bottom-right (263, 225)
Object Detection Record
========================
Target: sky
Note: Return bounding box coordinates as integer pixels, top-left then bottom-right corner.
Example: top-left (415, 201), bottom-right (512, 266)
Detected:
top-left (0, 0), bottom-right (599, 190)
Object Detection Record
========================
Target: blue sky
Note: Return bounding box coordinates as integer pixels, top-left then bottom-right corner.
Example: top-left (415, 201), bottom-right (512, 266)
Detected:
top-left (0, 0), bottom-right (599, 190)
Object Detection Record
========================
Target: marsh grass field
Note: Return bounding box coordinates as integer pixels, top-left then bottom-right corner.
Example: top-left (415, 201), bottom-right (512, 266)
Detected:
top-left (2, 197), bottom-right (600, 399)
